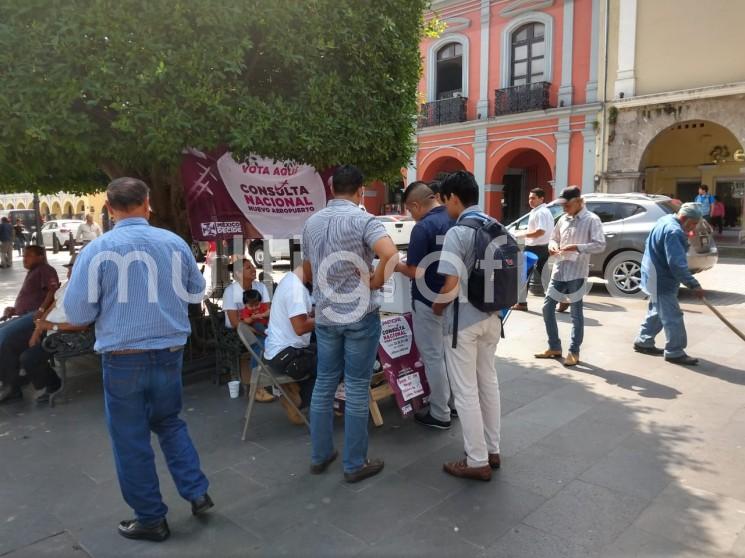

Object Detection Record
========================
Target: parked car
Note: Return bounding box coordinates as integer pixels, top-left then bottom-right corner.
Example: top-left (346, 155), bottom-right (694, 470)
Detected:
top-left (506, 193), bottom-right (718, 296)
top-left (375, 215), bottom-right (415, 248)
top-left (246, 215), bottom-right (416, 264)
top-left (32, 219), bottom-right (85, 250)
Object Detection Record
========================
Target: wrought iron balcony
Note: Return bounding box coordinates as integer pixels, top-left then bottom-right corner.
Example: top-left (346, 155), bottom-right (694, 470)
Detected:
top-left (418, 96), bottom-right (468, 128)
top-left (494, 81), bottom-right (551, 116)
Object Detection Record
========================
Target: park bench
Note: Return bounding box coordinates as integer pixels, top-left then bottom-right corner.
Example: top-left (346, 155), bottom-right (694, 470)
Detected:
top-left (42, 329), bottom-right (96, 407)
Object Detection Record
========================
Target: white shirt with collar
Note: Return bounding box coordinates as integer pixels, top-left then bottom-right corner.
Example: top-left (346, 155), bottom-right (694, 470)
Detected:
top-left (525, 203), bottom-right (554, 246)
top-left (76, 221), bottom-right (102, 242)
top-left (549, 207), bottom-right (606, 282)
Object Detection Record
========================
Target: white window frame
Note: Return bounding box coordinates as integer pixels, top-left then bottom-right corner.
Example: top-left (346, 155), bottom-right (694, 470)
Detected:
top-left (500, 12), bottom-right (554, 89)
top-left (427, 34), bottom-right (470, 102)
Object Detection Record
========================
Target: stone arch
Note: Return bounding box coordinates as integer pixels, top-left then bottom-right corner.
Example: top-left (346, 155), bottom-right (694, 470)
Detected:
top-left (0, 203), bottom-right (4, 210)
top-left (40, 202), bottom-right (50, 217)
top-left (16, 202), bottom-right (26, 209)
top-left (76, 200), bottom-right (86, 215)
top-left (419, 155), bottom-right (468, 183)
top-left (6, 203), bottom-right (14, 209)
top-left (51, 201), bottom-right (61, 218)
top-left (63, 201), bottom-right (74, 218)
top-left (606, 96), bottom-right (745, 192)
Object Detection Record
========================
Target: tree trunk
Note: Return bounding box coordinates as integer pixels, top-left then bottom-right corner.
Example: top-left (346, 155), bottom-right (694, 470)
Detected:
top-left (100, 163), bottom-right (192, 242)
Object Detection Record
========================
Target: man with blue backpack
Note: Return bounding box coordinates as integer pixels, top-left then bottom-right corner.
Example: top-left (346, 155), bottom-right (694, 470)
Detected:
top-left (694, 185), bottom-right (715, 222)
top-left (433, 171), bottom-right (519, 482)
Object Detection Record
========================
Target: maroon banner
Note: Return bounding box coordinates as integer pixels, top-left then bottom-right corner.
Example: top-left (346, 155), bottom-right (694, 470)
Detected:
top-left (377, 313), bottom-right (431, 418)
top-left (181, 149), bottom-right (332, 240)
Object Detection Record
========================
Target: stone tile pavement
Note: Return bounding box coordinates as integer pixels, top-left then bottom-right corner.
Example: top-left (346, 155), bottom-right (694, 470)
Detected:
top-left (1, 258), bottom-right (744, 557)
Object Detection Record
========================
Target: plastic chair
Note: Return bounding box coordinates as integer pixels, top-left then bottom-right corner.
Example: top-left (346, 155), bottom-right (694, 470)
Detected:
top-left (236, 322), bottom-right (310, 440)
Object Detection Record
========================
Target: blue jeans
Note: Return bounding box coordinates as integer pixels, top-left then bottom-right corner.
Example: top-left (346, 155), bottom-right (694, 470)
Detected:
top-left (311, 312), bottom-right (381, 473)
top-left (543, 278), bottom-right (586, 354)
top-left (102, 348), bottom-right (209, 525)
top-left (0, 312), bottom-right (35, 387)
top-left (635, 290), bottom-right (687, 358)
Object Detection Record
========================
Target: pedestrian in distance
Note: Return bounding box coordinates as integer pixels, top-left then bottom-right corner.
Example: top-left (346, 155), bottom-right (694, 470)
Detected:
top-left (535, 186), bottom-right (606, 367)
top-left (0, 217), bottom-right (13, 268)
top-left (64, 177), bottom-right (213, 543)
top-left (710, 195), bottom-right (725, 234)
top-left (694, 184), bottom-right (715, 223)
top-left (396, 181), bottom-right (455, 430)
top-left (511, 187), bottom-right (555, 311)
top-left (633, 202), bottom-right (705, 366)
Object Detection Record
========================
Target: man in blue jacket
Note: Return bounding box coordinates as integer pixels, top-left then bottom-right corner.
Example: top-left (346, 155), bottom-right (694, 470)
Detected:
top-left (633, 203), bottom-right (705, 366)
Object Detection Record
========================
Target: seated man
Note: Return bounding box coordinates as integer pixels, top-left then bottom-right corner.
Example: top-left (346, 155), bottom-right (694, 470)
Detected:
top-left (262, 266), bottom-right (316, 425)
top-left (223, 258), bottom-right (273, 402)
top-left (0, 245), bottom-right (60, 402)
top-left (21, 254), bottom-right (88, 402)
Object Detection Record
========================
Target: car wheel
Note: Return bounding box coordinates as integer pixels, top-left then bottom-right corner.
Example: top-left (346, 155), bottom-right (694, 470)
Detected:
top-left (249, 242), bottom-right (265, 265)
top-left (604, 251), bottom-right (644, 298)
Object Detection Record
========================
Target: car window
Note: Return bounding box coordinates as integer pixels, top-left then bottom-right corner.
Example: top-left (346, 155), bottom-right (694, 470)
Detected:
top-left (615, 203), bottom-right (645, 220)
top-left (44, 223), bottom-right (56, 230)
top-left (514, 215), bottom-right (530, 231)
top-left (656, 201), bottom-right (678, 214)
top-left (586, 202), bottom-right (618, 223)
top-left (549, 204), bottom-right (565, 221)
top-left (376, 217), bottom-right (394, 222)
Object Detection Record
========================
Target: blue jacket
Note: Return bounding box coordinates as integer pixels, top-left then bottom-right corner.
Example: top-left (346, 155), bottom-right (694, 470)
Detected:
top-left (641, 214), bottom-right (700, 295)
top-left (0, 222), bottom-right (13, 242)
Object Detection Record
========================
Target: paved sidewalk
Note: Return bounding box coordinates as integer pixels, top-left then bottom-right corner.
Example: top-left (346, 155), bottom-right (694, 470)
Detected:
top-left (1, 260), bottom-right (744, 557)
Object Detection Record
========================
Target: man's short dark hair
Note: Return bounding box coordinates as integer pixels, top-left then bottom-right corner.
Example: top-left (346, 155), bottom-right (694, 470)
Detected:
top-left (1, 217), bottom-right (8, 223)
top-left (530, 188), bottom-right (546, 199)
top-left (700, 184), bottom-right (709, 192)
top-left (332, 165), bottom-right (364, 196)
top-left (440, 171), bottom-right (479, 207)
top-left (107, 177), bottom-right (150, 211)
top-left (402, 181), bottom-right (433, 204)
top-left (25, 245), bottom-right (44, 257)
top-left (429, 181), bottom-right (441, 196)
top-left (242, 289), bottom-right (262, 305)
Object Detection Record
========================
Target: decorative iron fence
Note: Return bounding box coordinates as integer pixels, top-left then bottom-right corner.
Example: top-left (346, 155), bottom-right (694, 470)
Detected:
top-left (493, 81), bottom-right (551, 116)
top-left (418, 96), bottom-right (468, 128)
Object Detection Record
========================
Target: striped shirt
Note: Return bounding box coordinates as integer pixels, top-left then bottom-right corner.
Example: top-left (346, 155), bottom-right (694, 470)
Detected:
top-left (301, 199), bottom-right (388, 326)
top-left (549, 207), bottom-right (605, 281)
top-left (63, 217), bottom-right (206, 353)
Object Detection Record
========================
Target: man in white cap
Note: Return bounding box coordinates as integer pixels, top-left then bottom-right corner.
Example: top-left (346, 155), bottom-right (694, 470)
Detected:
top-left (633, 202), bottom-right (705, 366)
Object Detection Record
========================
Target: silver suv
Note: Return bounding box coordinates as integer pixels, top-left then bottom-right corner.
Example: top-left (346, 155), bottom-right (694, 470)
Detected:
top-left (507, 193), bottom-right (718, 296)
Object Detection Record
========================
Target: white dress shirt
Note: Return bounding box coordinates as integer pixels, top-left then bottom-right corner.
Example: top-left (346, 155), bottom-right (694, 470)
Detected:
top-left (76, 222), bottom-right (102, 242)
top-left (525, 203), bottom-right (555, 246)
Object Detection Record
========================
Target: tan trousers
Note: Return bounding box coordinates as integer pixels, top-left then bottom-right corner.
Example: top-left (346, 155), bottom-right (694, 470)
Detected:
top-left (444, 313), bottom-right (502, 468)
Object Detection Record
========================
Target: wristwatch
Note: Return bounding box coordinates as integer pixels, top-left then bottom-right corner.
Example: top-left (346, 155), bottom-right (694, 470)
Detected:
top-left (52, 324), bottom-right (59, 332)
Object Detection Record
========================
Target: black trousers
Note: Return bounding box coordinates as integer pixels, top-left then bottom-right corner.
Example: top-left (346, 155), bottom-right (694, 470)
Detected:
top-left (521, 244), bottom-right (550, 301)
top-left (263, 344), bottom-right (317, 408)
top-left (20, 339), bottom-right (61, 391)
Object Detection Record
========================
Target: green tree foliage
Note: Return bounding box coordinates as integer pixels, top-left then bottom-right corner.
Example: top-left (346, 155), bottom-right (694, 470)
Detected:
top-left (0, 0), bottom-right (427, 234)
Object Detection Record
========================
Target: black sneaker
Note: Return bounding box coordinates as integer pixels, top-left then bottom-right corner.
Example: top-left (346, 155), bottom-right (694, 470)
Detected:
top-left (665, 354), bottom-right (699, 366)
top-left (633, 343), bottom-right (664, 356)
top-left (415, 412), bottom-right (451, 430)
top-left (117, 519), bottom-right (170, 542)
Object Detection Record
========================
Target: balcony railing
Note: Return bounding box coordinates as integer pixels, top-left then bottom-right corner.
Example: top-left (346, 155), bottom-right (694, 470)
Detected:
top-left (494, 81), bottom-right (551, 116)
top-left (418, 96), bottom-right (468, 128)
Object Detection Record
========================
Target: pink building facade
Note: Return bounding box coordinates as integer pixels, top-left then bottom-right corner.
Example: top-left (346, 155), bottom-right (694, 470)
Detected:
top-left (408, 0), bottom-right (601, 223)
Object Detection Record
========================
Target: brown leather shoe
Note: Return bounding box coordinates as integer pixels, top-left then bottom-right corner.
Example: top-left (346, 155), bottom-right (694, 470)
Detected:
top-left (564, 352), bottom-right (580, 367)
top-left (557, 302), bottom-right (570, 313)
top-left (488, 453), bottom-right (501, 469)
top-left (279, 396), bottom-right (306, 425)
top-left (344, 459), bottom-right (385, 483)
top-left (511, 303), bottom-right (528, 311)
top-left (254, 388), bottom-right (277, 403)
top-left (534, 349), bottom-right (562, 359)
top-left (443, 459), bottom-right (492, 481)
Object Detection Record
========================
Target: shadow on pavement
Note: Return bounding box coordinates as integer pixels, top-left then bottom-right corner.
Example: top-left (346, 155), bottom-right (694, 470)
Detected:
top-left (0, 349), bottom-right (733, 557)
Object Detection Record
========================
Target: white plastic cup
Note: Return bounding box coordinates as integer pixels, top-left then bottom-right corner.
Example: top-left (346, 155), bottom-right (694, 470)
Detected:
top-left (228, 380), bottom-right (240, 399)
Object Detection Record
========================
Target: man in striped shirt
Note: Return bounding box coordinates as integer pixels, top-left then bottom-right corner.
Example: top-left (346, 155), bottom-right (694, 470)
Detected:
top-left (64, 178), bottom-right (212, 542)
top-left (535, 186), bottom-right (605, 367)
top-left (302, 165), bottom-right (398, 484)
